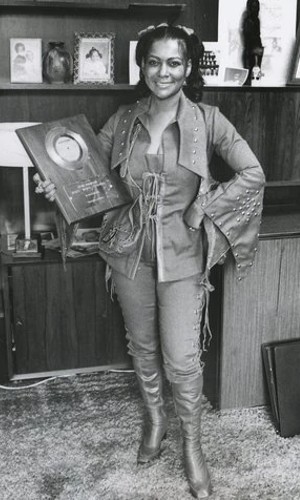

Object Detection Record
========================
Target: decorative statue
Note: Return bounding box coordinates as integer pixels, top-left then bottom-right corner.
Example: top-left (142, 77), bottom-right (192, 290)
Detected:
top-left (242, 0), bottom-right (264, 84)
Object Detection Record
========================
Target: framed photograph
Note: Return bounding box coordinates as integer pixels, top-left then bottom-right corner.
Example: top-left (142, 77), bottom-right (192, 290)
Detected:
top-left (222, 67), bottom-right (249, 86)
top-left (200, 42), bottom-right (222, 86)
top-left (73, 32), bottom-right (115, 84)
top-left (129, 41), bottom-right (139, 85)
top-left (1, 233), bottom-right (18, 253)
top-left (288, 28), bottom-right (300, 85)
top-left (10, 38), bottom-right (42, 83)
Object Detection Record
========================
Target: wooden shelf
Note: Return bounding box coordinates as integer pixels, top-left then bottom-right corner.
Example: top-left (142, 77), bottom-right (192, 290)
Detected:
top-left (130, 1), bottom-right (186, 7)
top-left (203, 84), bottom-right (300, 92)
top-left (1, 81), bottom-right (299, 92)
top-left (0, 0), bottom-right (186, 10)
top-left (0, 81), bottom-right (136, 91)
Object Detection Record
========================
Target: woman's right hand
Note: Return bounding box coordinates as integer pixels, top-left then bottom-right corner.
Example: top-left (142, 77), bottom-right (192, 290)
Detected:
top-left (33, 173), bottom-right (57, 202)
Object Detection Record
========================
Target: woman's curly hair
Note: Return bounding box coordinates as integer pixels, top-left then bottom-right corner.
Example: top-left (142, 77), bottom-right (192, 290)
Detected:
top-left (135, 25), bottom-right (204, 103)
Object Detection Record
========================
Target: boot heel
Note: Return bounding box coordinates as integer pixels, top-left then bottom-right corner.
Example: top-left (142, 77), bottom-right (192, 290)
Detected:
top-left (137, 431), bottom-right (167, 464)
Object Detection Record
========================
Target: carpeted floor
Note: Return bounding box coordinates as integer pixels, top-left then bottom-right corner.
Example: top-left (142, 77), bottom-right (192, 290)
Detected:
top-left (0, 371), bottom-right (299, 500)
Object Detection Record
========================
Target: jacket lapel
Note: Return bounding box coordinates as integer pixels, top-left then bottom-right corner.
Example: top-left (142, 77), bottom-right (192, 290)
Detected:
top-left (177, 93), bottom-right (209, 180)
top-left (111, 98), bottom-right (150, 170)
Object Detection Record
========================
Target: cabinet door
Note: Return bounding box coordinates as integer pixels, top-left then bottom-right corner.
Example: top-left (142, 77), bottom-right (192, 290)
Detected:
top-left (219, 238), bottom-right (300, 408)
top-left (9, 259), bottom-right (130, 377)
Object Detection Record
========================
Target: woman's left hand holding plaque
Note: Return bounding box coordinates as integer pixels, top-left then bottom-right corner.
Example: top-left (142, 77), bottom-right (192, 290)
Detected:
top-left (33, 172), bottom-right (56, 202)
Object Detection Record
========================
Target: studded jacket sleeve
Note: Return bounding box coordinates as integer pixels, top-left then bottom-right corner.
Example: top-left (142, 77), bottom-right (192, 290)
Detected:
top-left (184, 105), bottom-right (265, 279)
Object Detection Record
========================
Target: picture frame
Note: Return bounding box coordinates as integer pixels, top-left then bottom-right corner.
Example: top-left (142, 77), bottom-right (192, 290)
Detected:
top-left (73, 32), bottom-right (115, 84)
top-left (222, 67), bottom-right (249, 86)
top-left (288, 27), bottom-right (300, 85)
top-left (129, 41), bottom-right (139, 85)
top-left (10, 38), bottom-right (42, 83)
top-left (200, 42), bottom-right (222, 86)
top-left (1, 233), bottom-right (18, 253)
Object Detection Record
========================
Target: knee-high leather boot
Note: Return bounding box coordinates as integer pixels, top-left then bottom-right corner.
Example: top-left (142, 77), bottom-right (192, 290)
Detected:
top-left (133, 356), bottom-right (168, 464)
top-left (172, 376), bottom-right (212, 499)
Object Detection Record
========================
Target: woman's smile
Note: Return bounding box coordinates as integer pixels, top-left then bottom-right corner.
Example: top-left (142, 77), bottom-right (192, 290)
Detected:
top-left (155, 81), bottom-right (173, 87)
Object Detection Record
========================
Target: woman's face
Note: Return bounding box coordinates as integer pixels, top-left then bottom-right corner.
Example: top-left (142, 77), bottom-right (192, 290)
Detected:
top-left (141, 38), bottom-right (191, 101)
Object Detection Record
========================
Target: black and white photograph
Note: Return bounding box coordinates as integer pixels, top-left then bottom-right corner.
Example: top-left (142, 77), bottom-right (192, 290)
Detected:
top-left (200, 41), bottom-right (222, 85)
top-left (73, 32), bottom-right (114, 84)
top-left (223, 66), bottom-right (249, 85)
top-left (1, 3), bottom-right (300, 500)
top-left (10, 38), bottom-right (42, 83)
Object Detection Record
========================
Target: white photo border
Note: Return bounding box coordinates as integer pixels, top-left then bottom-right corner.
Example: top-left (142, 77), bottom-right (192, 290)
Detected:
top-left (73, 32), bottom-right (115, 85)
top-left (222, 67), bottom-right (249, 86)
top-left (10, 38), bottom-right (42, 84)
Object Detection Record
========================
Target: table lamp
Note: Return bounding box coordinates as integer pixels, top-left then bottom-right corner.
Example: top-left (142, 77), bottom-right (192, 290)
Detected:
top-left (0, 122), bottom-right (41, 256)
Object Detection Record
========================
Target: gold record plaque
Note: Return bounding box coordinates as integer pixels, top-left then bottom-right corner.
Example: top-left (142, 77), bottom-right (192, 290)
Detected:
top-left (16, 114), bottom-right (131, 224)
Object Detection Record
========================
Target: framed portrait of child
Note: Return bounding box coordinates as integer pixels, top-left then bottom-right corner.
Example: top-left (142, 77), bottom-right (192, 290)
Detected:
top-left (73, 32), bottom-right (115, 85)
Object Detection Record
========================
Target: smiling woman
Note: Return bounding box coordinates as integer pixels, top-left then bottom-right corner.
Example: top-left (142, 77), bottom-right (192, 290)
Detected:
top-left (35, 23), bottom-right (265, 500)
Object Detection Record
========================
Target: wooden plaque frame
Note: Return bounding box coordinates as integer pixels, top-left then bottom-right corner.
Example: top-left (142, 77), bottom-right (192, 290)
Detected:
top-left (16, 114), bottom-right (131, 224)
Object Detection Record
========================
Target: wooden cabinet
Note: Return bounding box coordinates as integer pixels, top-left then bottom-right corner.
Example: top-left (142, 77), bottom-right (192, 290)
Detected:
top-left (1, 252), bottom-right (131, 380)
top-left (217, 201), bottom-right (300, 408)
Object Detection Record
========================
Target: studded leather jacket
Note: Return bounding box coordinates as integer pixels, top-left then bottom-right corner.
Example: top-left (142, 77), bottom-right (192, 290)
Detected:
top-left (97, 92), bottom-right (265, 282)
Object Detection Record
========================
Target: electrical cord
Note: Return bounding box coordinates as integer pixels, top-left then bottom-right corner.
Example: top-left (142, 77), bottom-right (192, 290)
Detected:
top-left (0, 369), bottom-right (134, 391)
top-left (107, 369), bottom-right (134, 373)
top-left (0, 375), bottom-right (72, 391)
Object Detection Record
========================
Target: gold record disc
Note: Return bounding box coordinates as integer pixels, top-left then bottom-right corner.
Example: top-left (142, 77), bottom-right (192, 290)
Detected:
top-left (45, 126), bottom-right (89, 170)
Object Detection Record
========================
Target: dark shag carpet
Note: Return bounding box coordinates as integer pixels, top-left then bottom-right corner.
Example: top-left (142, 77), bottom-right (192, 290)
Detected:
top-left (0, 371), bottom-right (300, 500)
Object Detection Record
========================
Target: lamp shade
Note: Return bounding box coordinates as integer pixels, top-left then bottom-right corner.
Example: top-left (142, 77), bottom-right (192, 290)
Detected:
top-left (0, 122), bottom-right (40, 242)
top-left (0, 122), bottom-right (39, 167)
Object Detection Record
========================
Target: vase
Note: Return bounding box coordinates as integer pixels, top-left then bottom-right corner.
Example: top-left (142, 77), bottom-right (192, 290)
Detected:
top-left (43, 41), bottom-right (73, 84)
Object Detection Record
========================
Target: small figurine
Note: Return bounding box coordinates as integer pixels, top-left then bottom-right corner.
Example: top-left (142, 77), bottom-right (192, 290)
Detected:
top-left (242, 0), bottom-right (264, 85)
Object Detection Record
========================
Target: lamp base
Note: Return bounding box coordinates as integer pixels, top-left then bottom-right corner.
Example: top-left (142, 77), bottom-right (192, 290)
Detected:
top-left (14, 234), bottom-right (42, 259)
